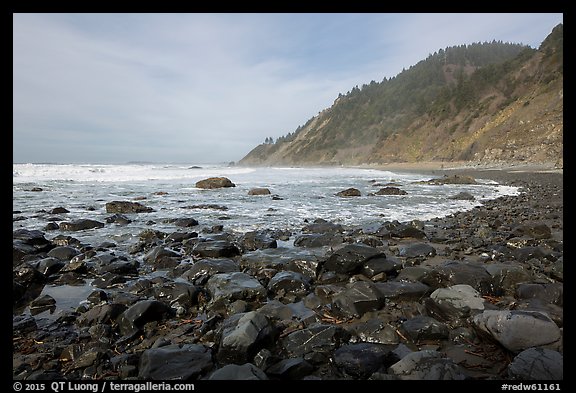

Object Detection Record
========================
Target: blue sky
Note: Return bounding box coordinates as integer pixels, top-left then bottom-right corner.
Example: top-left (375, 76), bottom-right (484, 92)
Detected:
top-left (13, 13), bottom-right (563, 164)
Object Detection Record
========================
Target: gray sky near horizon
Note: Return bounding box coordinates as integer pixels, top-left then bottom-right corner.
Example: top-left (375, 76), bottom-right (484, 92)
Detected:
top-left (13, 13), bottom-right (563, 164)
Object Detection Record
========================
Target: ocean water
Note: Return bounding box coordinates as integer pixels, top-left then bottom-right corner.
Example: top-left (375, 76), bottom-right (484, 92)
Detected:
top-left (14, 163), bottom-right (521, 318)
top-left (13, 163), bottom-right (520, 249)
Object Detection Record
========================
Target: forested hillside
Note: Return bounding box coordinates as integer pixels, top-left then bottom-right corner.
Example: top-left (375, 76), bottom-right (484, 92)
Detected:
top-left (240, 24), bottom-right (563, 167)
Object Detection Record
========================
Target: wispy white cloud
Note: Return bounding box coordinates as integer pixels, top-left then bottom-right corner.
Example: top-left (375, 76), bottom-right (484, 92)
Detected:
top-left (13, 13), bottom-right (563, 163)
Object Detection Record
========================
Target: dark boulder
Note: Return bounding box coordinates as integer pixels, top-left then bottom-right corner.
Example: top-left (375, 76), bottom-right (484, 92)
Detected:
top-left (195, 177), bottom-right (236, 189)
top-left (138, 344), bottom-right (213, 380)
top-left (105, 201), bottom-right (154, 213)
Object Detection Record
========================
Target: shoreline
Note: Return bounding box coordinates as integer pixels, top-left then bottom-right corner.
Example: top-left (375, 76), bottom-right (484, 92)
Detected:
top-left (13, 161), bottom-right (563, 381)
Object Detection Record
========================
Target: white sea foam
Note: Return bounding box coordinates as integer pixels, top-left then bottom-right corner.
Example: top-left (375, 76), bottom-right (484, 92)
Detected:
top-left (13, 163), bottom-right (521, 248)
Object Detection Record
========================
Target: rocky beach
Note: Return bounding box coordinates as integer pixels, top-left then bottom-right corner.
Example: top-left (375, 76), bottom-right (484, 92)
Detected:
top-left (13, 164), bottom-right (563, 381)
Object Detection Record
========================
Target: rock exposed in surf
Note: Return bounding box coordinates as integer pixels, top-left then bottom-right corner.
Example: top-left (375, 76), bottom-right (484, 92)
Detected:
top-left (374, 187), bottom-right (407, 195)
top-left (248, 187), bottom-right (271, 195)
top-left (416, 174), bottom-right (478, 185)
top-left (59, 219), bottom-right (105, 231)
top-left (336, 188), bottom-right (361, 197)
top-left (105, 201), bottom-right (154, 213)
top-left (195, 177), bottom-right (236, 189)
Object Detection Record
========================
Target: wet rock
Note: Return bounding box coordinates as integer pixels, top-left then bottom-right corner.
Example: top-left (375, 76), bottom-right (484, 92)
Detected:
top-left (361, 256), bottom-right (401, 279)
top-left (400, 315), bottom-right (449, 342)
top-left (388, 350), bottom-right (467, 380)
top-left (336, 188), bottom-right (361, 197)
top-left (60, 259), bottom-right (88, 274)
top-left (77, 303), bottom-right (126, 327)
top-left (510, 222), bottom-right (552, 239)
top-left (286, 257), bottom-right (321, 280)
top-left (105, 201), bottom-right (154, 213)
top-left (397, 266), bottom-right (432, 282)
top-left (59, 219), bottom-right (105, 231)
top-left (192, 240), bottom-right (240, 258)
top-left (282, 323), bottom-right (350, 360)
top-left (346, 318), bottom-right (400, 345)
top-left (206, 272), bottom-right (267, 306)
top-left (152, 281), bottom-right (201, 308)
top-left (217, 311), bottom-right (276, 364)
top-left (138, 344), bottom-right (213, 380)
top-left (67, 348), bottom-right (107, 371)
top-left (422, 261), bottom-right (492, 294)
top-left (511, 246), bottom-right (549, 263)
top-left (47, 246), bottom-right (80, 261)
top-left (423, 297), bottom-right (470, 324)
top-left (248, 187), bottom-right (271, 196)
top-left (143, 246), bottom-right (180, 268)
top-left (293, 233), bottom-right (344, 248)
top-left (508, 348), bottom-right (563, 380)
top-left (13, 315), bottom-right (37, 334)
top-left (267, 271), bottom-right (311, 302)
top-left (514, 299), bottom-right (564, 327)
top-left (181, 258), bottom-right (239, 285)
top-left (239, 248), bottom-right (291, 271)
top-left (239, 231), bottom-right (278, 251)
top-left (49, 207), bottom-right (69, 214)
top-left (334, 342), bottom-right (399, 378)
top-left (332, 281), bottom-right (386, 318)
top-left (486, 264), bottom-right (533, 295)
top-left (302, 219), bottom-right (344, 234)
top-left (385, 221), bottom-right (427, 239)
top-left (50, 234), bottom-right (82, 247)
top-left (208, 363), bottom-right (268, 380)
top-left (13, 229), bottom-right (52, 248)
top-left (172, 218), bottom-right (199, 227)
top-left (117, 300), bottom-right (174, 337)
top-left (398, 242), bottom-right (437, 258)
top-left (374, 281), bottom-right (430, 301)
top-left (35, 257), bottom-right (65, 276)
top-left (257, 300), bottom-right (318, 327)
top-left (44, 222), bottom-right (60, 231)
top-left (195, 177), bottom-right (236, 189)
top-left (515, 283), bottom-right (563, 306)
top-left (13, 264), bottom-right (46, 307)
top-left (448, 192), bottom-right (475, 200)
top-left (106, 213), bottom-right (132, 225)
top-left (13, 235), bottom-right (52, 264)
top-left (418, 174), bottom-right (478, 185)
top-left (165, 231), bottom-right (198, 244)
top-left (92, 272), bottom-right (126, 289)
top-left (472, 310), bottom-right (562, 352)
top-left (185, 204), bottom-right (228, 211)
top-left (374, 186), bottom-right (407, 195)
top-left (29, 294), bottom-right (56, 315)
top-left (266, 357), bottom-right (314, 379)
top-left (430, 284), bottom-right (485, 314)
top-left (321, 243), bottom-right (385, 275)
top-left (97, 260), bottom-right (139, 275)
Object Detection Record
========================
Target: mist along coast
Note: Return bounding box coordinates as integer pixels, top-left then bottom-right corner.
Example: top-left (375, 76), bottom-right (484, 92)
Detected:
top-left (13, 162), bottom-right (563, 380)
